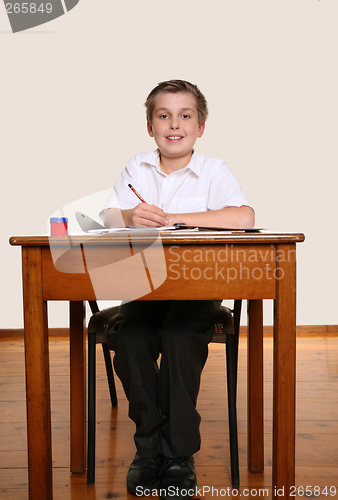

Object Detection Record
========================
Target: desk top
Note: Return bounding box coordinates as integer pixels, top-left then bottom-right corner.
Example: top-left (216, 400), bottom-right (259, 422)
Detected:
top-left (10, 231), bottom-right (305, 247)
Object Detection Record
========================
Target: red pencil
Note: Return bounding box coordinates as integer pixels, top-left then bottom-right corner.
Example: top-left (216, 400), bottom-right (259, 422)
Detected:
top-left (128, 183), bottom-right (147, 203)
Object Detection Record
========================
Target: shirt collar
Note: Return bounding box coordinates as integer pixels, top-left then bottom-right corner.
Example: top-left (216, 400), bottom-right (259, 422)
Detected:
top-left (143, 149), bottom-right (203, 177)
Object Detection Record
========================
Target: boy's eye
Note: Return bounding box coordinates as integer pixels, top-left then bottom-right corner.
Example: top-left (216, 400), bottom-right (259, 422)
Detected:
top-left (182, 114), bottom-right (190, 119)
top-left (160, 114), bottom-right (169, 119)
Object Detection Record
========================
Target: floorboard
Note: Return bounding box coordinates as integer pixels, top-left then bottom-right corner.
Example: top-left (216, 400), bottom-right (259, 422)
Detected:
top-left (0, 334), bottom-right (337, 499)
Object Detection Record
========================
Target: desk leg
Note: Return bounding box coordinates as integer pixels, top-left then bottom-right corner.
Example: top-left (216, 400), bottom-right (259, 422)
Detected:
top-left (247, 299), bottom-right (264, 472)
top-left (70, 301), bottom-right (86, 473)
top-left (22, 247), bottom-right (53, 500)
top-left (273, 244), bottom-right (296, 499)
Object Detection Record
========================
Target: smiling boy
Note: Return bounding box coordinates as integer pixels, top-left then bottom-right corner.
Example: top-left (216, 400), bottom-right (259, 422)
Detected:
top-left (103, 81), bottom-right (254, 230)
top-left (100, 80), bottom-right (254, 500)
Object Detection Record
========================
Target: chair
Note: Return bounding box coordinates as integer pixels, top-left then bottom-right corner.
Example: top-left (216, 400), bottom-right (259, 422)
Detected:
top-left (87, 300), bottom-right (242, 489)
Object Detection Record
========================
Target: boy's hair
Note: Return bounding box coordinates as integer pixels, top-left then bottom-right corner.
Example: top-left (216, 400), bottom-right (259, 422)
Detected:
top-left (145, 80), bottom-right (208, 125)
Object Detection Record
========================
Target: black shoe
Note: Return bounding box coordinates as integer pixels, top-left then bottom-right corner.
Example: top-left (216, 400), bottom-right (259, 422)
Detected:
top-left (159, 457), bottom-right (197, 500)
top-left (127, 453), bottom-right (163, 495)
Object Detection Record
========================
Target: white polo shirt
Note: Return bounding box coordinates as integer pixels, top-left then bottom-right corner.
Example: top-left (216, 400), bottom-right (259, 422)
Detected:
top-left (100, 150), bottom-right (252, 219)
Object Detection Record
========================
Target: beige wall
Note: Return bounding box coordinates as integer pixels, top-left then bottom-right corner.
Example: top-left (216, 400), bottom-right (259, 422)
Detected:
top-left (1, 0), bottom-right (337, 328)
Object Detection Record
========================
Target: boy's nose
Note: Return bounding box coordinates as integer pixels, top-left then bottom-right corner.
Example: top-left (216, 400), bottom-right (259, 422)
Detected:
top-left (170, 122), bottom-right (179, 129)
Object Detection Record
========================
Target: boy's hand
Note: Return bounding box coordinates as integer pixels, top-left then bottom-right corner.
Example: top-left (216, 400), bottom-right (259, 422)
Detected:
top-left (127, 203), bottom-right (169, 227)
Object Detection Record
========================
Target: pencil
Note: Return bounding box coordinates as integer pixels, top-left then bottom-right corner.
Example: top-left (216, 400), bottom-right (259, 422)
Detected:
top-left (128, 183), bottom-right (147, 203)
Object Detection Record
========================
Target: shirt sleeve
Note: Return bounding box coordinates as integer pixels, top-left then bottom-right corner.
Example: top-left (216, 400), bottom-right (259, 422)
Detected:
top-left (207, 161), bottom-right (252, 211)
top-left (99, 157), bottom-right (141, 220)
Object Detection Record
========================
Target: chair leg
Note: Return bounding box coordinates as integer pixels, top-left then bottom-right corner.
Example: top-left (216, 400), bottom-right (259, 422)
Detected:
top-left (233, 300), bottom-right (242, 389)
top-left (226, 333), bottom-right (240, 489)
top-left (87, 331), bottom-right (96, 486)
top-left (101, 343), bottom-right (118, 407)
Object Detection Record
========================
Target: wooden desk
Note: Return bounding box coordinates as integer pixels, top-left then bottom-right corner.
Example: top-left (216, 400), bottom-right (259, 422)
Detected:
top-left (10, 231), bottom-right (305, 499)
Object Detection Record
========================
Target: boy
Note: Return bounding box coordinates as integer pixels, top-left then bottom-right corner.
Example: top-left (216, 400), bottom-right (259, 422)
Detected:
top-left (100, 80), bottom-right (254, 499)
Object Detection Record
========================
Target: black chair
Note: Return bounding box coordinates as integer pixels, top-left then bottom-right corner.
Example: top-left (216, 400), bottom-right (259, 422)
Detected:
top-left (87, 300), bottom-right (242, 489)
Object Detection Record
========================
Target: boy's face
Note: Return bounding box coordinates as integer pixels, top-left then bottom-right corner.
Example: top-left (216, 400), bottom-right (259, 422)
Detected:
top-left (147, 92), bottom-right (205, 167)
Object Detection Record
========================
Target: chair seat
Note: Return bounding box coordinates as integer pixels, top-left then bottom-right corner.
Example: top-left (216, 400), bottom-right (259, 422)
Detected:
top-left (88, 305), bottom-right (120, 339)
top-left (88, 304), bottom-right (234, 344)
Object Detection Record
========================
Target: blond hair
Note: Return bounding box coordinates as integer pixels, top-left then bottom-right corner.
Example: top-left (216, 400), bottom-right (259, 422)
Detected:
top-left (145, 80), bottom-right (208, 125)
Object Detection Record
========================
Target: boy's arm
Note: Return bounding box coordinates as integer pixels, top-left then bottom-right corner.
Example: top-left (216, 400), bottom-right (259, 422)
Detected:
top-left (103, 205), bottom-right (254, 229)
top-left (103, 204), bottom-right (169, 228)
top-left (166, 205), bottom-right (255, 229)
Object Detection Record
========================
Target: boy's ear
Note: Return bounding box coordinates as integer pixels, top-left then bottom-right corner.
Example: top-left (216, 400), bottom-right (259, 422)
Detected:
top-left (197, 122), bottom-right (206, 138)
top-left (147, 122), bottom-right (154, 137)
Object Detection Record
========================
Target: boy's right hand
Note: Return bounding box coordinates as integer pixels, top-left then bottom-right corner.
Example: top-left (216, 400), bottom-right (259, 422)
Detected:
top-left (126, 203), bottom-right (169, 227)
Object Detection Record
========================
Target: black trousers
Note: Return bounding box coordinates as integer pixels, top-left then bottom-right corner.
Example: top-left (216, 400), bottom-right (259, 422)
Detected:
top-left (107, 300), bottom-right (222, 459)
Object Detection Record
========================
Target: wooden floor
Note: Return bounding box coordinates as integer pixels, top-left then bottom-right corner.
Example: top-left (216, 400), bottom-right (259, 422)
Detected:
top-left (0, 333), bottom-right (337, 499)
